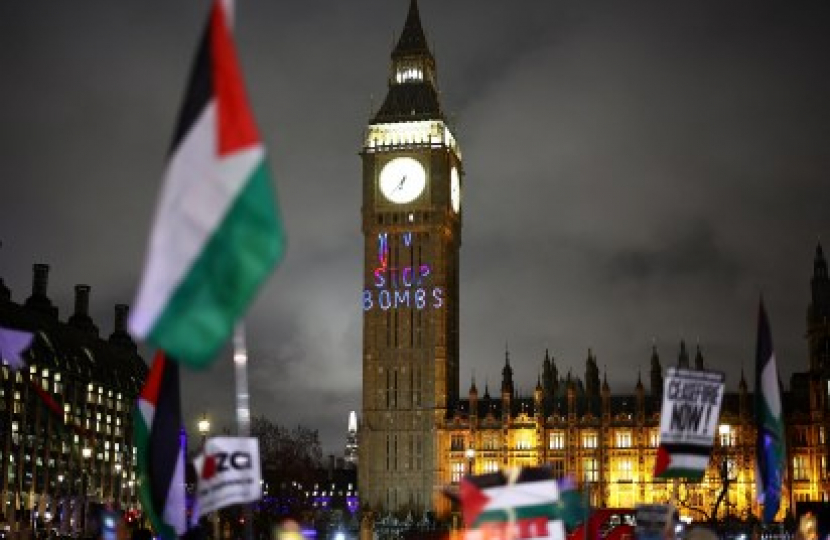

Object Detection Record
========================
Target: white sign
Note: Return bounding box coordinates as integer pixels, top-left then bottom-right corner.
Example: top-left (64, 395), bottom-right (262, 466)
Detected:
top-left (193, 437), bottom-right (262, 519)
top-left (659, 368), bottom-right (724, 446)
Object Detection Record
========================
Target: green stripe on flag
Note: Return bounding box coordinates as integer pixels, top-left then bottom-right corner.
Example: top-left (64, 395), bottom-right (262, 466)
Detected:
top-left (474, 502), bottom-right (560, 527)
top-left (655, 468), bottom-right (704, 481)
top-left (149, 160), bottom-right (285, 367)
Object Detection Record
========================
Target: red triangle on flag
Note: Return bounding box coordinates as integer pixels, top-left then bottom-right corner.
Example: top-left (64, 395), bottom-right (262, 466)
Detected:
top-left (459, 477), bottom-right (490, 528)
top-left (210, 1), bottom-right (260, 156)
top-left (653, 445), bottom-right (672, 476)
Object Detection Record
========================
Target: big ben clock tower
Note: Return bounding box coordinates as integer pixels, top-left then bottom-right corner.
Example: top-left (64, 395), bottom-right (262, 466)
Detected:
top-left (359, 0), bottom-right (462, 515)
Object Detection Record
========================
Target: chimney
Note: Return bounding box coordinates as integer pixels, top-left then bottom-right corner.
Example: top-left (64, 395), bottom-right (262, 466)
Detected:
top-left (74, 285), bottom-right (91, 316)
top-left (68, 284), bottom-right (98, 337)
top-left (113, 304), bottom-right (129, 334)
top-left (33, 263), bottom-right (49, 297)
top-left (24, 263), bottom-right (57, 318)
top-left (109, 304), bottom-right (137, 353)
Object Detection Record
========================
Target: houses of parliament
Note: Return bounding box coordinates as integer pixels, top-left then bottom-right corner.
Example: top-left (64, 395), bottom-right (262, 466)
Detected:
top-left (358, 0), bottom-right (830, 522)
top-left (435, 238), bottom-right (830, 521)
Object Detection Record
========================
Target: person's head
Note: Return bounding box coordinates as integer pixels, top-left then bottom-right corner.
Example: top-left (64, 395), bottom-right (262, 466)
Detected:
top-left (130, 528), bottom-right (152, 540)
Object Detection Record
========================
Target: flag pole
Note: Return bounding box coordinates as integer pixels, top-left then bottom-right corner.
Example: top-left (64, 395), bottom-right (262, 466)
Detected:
top-left (233, 323), bottom-right (250, 437)
top-left (233, 323), bottom-right (254, 540)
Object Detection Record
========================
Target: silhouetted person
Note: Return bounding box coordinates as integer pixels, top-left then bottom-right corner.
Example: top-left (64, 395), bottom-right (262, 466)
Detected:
top-left (130, 528), bottom-right (152, 540)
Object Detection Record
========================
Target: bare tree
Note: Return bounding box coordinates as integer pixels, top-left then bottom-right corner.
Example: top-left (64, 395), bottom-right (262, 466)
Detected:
top-left (250, 415), bottom-right (323, 518)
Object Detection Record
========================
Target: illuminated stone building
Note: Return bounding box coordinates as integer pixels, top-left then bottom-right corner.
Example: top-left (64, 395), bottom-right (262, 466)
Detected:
top-left (437, 244), bottom-right (830, 520)
top-left (358, 0), bottom-right (829, 522)
top-left (0, 263), bottom-right (147, 529)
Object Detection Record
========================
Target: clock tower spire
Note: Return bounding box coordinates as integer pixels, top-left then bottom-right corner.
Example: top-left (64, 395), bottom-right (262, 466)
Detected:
top-left (373, 0), bottom-right (442, 123)
top-left (359, 0), bottom-right (462, 516)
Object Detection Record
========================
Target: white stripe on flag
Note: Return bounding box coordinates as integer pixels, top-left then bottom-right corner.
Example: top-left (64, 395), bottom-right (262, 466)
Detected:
top-left (761, 352), bottom-right (781, 418)
top-left (138, 399), bottom-right (154, 427)
top-left (162, 445), bottom-right (187, 535)
top-left (482, 480), bottom-right (560, 511)
top-left (667, 454), bottom-right (709, 471)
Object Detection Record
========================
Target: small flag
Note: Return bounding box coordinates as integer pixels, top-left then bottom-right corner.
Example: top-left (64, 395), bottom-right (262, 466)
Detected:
top-left (458, 467), bottom-right (567, 540)
top-left (755, 299), bottom-right (785, 523)
top-left (0, 326), bottom-right (34, 370)
top-left (129, 0), bottom-right (286, 368)
top-left (135, 352), bottom-right (187, 539)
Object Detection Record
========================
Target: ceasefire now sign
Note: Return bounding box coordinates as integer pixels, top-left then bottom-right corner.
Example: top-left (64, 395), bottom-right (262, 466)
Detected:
top-left (193, 437), bottom-right (262, 519)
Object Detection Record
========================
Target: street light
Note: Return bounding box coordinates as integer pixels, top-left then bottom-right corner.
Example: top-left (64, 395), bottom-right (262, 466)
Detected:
top-left (465, 448), bottom-right (476, 476)
top-left (198, 414), bottom-right (211, 448)
top-left (114, 462), bottom-right (122, 507)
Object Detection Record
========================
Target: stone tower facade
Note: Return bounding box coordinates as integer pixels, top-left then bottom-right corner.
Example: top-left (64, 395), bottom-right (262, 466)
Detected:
top-left (358, 0), bottom-right (462, 515)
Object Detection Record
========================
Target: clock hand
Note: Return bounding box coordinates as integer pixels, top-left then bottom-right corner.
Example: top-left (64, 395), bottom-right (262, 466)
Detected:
top-left (394, 175), bottom-right (407, 192)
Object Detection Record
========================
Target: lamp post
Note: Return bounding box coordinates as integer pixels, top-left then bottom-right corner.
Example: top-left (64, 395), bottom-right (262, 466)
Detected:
top-left (114, 462), bottom-right (122, 508)
top-left (714, 424), bottom-right (738, 522)
top-left (197, 414), bottom-right (220, 540)
top-left (57, 474), bottom-right (65, 535)
top-left (81, 446), bottom-right (91, 537)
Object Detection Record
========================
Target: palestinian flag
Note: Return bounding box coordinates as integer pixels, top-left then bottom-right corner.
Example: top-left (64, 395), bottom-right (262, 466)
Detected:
top-left (653, 444), bottom-right (711, 480)
top-left (129, 0), bottom-right (286, 369)
top-left (754, 299), bottom-right (785, 523)
top-left (459, 467), bottom-right (569, 540)
top-left (135, 352), bottom-right (186, 540)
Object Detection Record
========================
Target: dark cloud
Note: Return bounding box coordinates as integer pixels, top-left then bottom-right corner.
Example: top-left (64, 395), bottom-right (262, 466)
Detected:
top-left (607, 221), bottom-right (743, 287)
top-left (0, 1), bottom-right (828, 455)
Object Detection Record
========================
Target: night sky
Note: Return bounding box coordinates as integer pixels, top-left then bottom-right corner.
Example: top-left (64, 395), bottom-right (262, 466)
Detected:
top-left (1, 1), bottom-right (829, 457)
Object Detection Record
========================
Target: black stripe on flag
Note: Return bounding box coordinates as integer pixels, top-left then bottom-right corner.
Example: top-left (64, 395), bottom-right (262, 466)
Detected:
top-left (168, 15), bottom-right (213, 155)
top-left (149, 356), bottom-right (184, 515)
top-left (661, 443), bottom-right (713, 457)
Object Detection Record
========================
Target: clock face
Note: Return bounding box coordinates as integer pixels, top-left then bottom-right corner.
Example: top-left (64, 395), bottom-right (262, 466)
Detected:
top-left (450, 166), bottom-right (461, 213)
top-left (379, 157), bottom-right (427, 204)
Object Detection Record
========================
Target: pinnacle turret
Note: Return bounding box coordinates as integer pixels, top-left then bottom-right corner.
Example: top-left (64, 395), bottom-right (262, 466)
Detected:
top-left (650, 344), bottom-right (663, 397)
top-left (501, 348), bottom-right (514, 396)
top-left (810, 241), bottom-right (830, 321)
top-left (694, 344), bottom-right (705, 370)
top-left (678, 340), bottom-right (690, 368)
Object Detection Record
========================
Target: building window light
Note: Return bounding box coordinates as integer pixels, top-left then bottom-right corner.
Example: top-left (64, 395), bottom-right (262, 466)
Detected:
top-left (583, 433), bottom-right (598, 449)
top-left (396, 67), bottom-right (423, 83)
